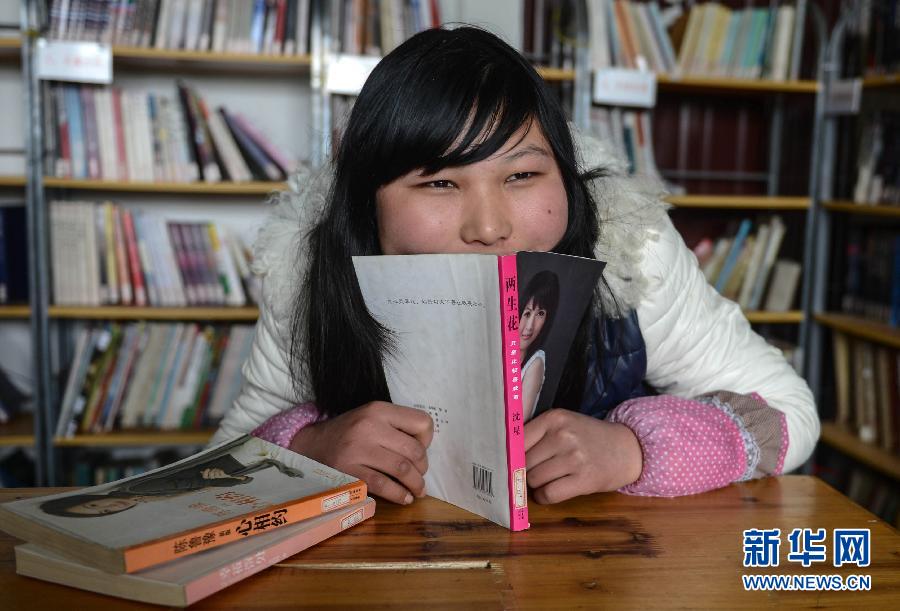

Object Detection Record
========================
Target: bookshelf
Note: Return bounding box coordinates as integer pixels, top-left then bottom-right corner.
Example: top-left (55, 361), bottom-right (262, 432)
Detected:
top-left (814, 314), bottom-right (900, 351)
top-left (656, 75), bottom-right (819, 95)
top-left (42, 178), bottom-right (286, 195)
top-left (0, 414), bottom-right (34, 447)
top-left (614, 1), bottom-right (829, 369)
top-left (0, 175), bottom-right (26, 187)
top-left (808, 1), bottom-right (900, 526)
top-left (665, 195), bottom-right (811, 210)
top-left (819, 423), bottom-right (900, 482)
top-left (822, 201), bottom-right (900, 218)
top-left (48, 306), bottom-right (259, 321)
top-left (54, 430), bottom-right (213, 448)
top-left (0, 305), bottom-right (30, 319)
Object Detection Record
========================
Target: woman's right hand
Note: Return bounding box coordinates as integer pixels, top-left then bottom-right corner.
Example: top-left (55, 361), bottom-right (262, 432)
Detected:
top-left (288, 401), bottom-right (434, 505)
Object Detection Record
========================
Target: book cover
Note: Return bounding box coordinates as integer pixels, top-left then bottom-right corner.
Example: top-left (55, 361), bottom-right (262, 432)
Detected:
top-left (0, 435), bottom-right (367, 574)
top-left (352, 252), bottom-right (604, 530)
top-left (15, 497), bottom-right (376, 608)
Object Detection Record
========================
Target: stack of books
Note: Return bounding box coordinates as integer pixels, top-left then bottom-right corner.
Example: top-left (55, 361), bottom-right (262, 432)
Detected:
top-left (0, 435), bottom-right (373, 606)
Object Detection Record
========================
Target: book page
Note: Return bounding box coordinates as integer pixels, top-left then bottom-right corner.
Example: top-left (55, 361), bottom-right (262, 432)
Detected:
top-left (353, 254), bottom-right (511, 527)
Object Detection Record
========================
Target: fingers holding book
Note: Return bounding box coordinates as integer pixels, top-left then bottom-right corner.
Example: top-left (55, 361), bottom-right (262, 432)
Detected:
top-left (288, 401), bottom-right (433, 506)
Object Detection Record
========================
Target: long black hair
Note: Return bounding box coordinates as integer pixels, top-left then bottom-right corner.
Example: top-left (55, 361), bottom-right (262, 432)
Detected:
top-left (295, 26), bottom-right (600, 417)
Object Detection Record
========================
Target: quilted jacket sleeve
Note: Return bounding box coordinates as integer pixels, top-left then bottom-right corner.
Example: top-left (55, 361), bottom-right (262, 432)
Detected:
top-left (633, 215), bottom-right (819, 474)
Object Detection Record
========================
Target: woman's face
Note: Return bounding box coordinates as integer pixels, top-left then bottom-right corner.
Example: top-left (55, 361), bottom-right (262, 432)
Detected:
top-left (67, 497), bottom-right (139, 515)
top-left (519, 297), bottom-right (547, 353)
top-left (376, 123), bottom-right (568, 256)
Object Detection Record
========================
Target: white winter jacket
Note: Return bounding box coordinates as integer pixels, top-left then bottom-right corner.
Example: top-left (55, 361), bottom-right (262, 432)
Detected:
top-left (211, 131), bottom-right (819, 476)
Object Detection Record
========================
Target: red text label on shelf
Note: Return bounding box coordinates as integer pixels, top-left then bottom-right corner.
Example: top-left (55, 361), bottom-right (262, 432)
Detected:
top-left (35, 39), bottom-right (112, 84)
top-left (592, 68), bottom-right (657, 108)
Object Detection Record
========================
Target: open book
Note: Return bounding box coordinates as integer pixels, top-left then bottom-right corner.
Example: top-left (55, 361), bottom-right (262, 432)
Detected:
top-left (353, 252), bottom-right (604, 530)
top-left (0, 435), bottom-right (366, 573)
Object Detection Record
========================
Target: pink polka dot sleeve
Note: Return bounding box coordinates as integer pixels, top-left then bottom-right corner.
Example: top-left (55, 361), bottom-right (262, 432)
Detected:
top-left (608, 391), bottom-right (789, 497)
top-left (251, 402), bottom-right (323, 449)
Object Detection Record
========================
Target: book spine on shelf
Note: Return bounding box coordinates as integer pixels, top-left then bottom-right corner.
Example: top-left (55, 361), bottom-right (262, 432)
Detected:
top-left (121, 210), bottom-right (148, 307)
top-left (113, 205), bottom-right (133, 305)
top-left (121, 480), bottom-right (368, 573)
top-left (497, 254), bottom-right (529, 532)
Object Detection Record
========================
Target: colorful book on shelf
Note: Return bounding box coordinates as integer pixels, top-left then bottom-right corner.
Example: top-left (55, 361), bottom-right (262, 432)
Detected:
top-left (714, 218), bottom-right (752, 294)
top-left (0, 435), bottom-right (367, 574)
top-left (353, 251), bottom-right (605, 530)
top-left (14, 496), bottom-right (375, 608)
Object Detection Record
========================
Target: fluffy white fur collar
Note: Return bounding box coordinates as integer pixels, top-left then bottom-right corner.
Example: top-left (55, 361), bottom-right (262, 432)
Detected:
top-left (251, 128), bottom-right (670, 323)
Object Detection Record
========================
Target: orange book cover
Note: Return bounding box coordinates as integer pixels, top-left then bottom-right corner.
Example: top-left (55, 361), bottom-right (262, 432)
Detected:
top-left (0, 435), bottom-right (366, 574)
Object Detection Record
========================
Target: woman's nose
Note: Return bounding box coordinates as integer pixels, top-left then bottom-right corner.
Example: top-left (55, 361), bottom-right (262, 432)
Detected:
top-left (459, 187), bottom-right (513, 248)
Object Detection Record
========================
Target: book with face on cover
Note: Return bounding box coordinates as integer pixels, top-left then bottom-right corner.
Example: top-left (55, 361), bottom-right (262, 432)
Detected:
top-left (353, 251), bottom-right (605, 531)
top-left (0, 435), bottom-right (367, 574)
top-left (14, 497), bottom-right (376, 608)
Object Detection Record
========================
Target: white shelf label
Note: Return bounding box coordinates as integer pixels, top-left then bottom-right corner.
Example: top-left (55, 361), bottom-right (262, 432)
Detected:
top-left (325, 54), bottom-right (381, 95)
top-left (36, 39), bottom-right (112, 84)
top-left (593, 68), bottom-right (657, 108)
top-left (825, 78), bottom-right (861, 115)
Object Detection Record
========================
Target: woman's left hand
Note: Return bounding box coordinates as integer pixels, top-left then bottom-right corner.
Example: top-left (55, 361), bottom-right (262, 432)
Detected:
top-left (524, 409), bottom-right (643, 504)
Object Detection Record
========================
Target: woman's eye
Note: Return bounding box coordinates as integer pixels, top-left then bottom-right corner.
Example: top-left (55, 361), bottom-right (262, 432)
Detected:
top-left (424, 180), bottom-right (455, 189)
top-left (507, 172), bottom-right (537, 182)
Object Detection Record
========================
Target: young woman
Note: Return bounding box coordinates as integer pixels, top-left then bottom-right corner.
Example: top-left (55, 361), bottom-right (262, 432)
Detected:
top-left (518, 270), bottom-right (560, 421)
top-left (212, 27), bottom-right (818, 506)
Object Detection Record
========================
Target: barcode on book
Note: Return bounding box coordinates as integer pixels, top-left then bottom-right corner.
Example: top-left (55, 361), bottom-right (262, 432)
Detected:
top-left (472, 463), bottom-right (494, 497)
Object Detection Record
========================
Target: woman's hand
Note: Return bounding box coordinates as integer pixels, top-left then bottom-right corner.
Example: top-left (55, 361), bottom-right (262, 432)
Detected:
top-left (524, 409), bottom-right (643, 504)
top-left (288, 401), bottom-right (434, 505)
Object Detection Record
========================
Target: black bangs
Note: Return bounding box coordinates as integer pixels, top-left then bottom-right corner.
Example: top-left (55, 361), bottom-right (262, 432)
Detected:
top-left (342, 27), bottom-right (546, 186)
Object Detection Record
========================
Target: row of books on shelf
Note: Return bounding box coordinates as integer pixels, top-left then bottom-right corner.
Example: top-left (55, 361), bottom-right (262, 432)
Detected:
top-left (522, 0), bottom-right (578, 69)
top-left (50, 201), bottom-right (259, 307)
top-left (844, 0), bottom-right (900, 77)
top-left (56, 322), bottom-right (255, 438)
top-left (331, 0), bottom-right (441, 55)
top-left (588, 107), bottom-right (667, 183)
top-left (47, 0), bottom-right (313, 56)
top-left (832, 332), bottom-right (900, 454)
top-left (853, 111), bottom-right (900, 206)
top-left (816, 445), bottom-right (899, 529)
top-left (0, 436), bottom-right (373, 606)
top-left (44, 81), bottom-right (299, 184)
top-left (840, 226), bottom-right (900, 327)
top-left (0, 205), bottom-right (27, 305)
top-left (694, 215), bottom-right (800, 312)
top-left (587, 0), bottom-right (805, 81)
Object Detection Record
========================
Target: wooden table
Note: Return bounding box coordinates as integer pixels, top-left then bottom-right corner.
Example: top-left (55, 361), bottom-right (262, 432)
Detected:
top-left (1, 476), bottom-right (898, 609)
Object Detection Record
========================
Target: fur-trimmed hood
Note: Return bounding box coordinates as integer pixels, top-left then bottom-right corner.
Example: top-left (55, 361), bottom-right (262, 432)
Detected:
top-left (251, 127), bottom-right (670, 324)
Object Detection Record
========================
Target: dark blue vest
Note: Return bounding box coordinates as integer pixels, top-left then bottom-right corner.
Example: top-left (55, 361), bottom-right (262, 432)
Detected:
top-left (578, 310), bottom-right (649, 420)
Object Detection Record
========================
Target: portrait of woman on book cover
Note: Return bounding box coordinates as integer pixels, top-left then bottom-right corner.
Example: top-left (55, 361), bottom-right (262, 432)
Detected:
top-left (519, 270), bottom-right (558, 422)
top-left (38, 436), bottom-right (303, 519)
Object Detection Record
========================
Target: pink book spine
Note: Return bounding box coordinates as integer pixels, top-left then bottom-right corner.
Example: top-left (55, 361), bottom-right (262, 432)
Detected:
top-left (498, 255), bottom-right (530, 532)
top-left (183, 500), bottom-right (376, 605)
